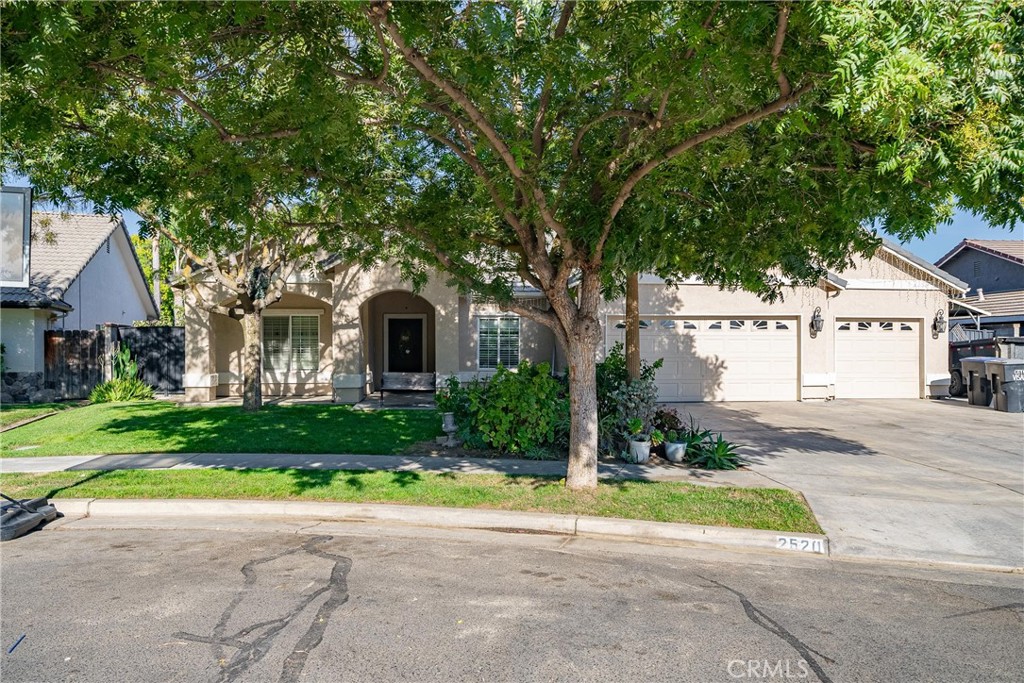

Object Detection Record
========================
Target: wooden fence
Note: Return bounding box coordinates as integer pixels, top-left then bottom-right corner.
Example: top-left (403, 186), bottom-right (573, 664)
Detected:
top-left (43, 325), bottom-right (185, 399)
top-left (43, 330), bottom-right (106, 400)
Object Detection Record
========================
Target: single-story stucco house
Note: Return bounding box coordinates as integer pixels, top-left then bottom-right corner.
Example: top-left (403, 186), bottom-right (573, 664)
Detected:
top-left (0, 211), bottom-right (158, 401)
top-left (179, 238), bottom-right (967, 404)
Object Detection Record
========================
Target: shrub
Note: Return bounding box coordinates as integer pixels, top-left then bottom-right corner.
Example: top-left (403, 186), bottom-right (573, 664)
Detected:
top-left (653, 407), bottom-right (682, 434)
top-left (90, 341), bottom-right (155, 403)
top-left (597, 342), bottom-right (663, 448)
top-left (111, 341), bottom-right (139, 381)
top-left (689, 433), bottom-right (742, 470)
top-left (89, 377), bottom-right (155, 403)
top-left (435, 374), bottom-right (465, 414)
top-left (466, 361), bottom-right (568, 454)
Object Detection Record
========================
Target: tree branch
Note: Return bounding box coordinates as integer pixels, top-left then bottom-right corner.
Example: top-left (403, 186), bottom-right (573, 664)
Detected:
top-left (572, 109), bottom-right (654, 162)
top-left (683, 0), bottom-right (721, 61)
top-left (532, 1), bottom-right (576, 159)
top-left (771, 2), bottom-right (792, 97)
top-left (593, 81), bottom-right (814, 261)
top-left (88, 63), bottom-right (299, 144)
top-left (328, 17), bottom-right (391, 87)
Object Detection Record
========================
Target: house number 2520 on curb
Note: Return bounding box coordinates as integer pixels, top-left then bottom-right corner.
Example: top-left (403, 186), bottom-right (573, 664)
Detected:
top-left (776, 536), bottom-right (826, 554)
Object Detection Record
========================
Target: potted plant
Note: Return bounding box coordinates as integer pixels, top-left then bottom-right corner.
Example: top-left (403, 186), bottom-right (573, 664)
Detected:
top-left (435, 376), bottom-right (460, 437)
top-left (625, 417), bottom-right (654, 463)
top-left (664, 430), bottom-right (686, 463)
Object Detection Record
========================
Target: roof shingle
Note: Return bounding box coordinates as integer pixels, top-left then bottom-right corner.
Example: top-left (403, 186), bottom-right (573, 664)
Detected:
top-left (0, 212), bottom-right (121, 309)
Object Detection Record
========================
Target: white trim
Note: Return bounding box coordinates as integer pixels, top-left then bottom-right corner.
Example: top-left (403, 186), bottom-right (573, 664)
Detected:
top-left (880, 243), bottom-right (969, 294)
top-left (263, 308), bottom-right (325, 316)
top-left (0, 186), bottom-right (32, 288)
top-left (383, 313), bottom-right (427, 373)
top-left (949, 299), bottom-right (992, 316)
top-left (802, 373), bottom-right (835, 386)
top-left (261, 313), bottom-right (321, 376)
top-left (476, 315), bottom-right (521, 370)
top-left (841, 279), bottom-right (940, 291)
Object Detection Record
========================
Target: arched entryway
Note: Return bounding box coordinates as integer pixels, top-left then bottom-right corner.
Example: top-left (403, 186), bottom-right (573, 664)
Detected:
top-left (361, 291), bottom-right (436, 391)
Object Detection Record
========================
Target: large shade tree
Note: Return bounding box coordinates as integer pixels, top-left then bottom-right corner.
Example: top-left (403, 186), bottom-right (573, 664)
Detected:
top-left (3, 1), bottom-right (1021, 483)
top-left (1, 1), bottom-right (378, 410)
top-left (338, 0), bottom-right (1022, 488)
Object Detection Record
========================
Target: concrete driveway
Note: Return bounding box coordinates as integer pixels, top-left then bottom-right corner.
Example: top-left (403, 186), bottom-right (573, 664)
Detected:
top-left (672, 399), bottom-right (1024, 570)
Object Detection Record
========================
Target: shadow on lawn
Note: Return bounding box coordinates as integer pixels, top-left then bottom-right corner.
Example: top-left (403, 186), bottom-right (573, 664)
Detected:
top-left (232, 467), bottom-right (427, 495)
top-left (96, 403), bottom-right (440, 455)
top-left (45, 470), bottom-right (110, 499)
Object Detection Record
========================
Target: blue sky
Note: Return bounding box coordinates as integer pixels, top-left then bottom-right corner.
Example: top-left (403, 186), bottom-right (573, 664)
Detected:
top-left (4, 174), bottom-right (1019, 265)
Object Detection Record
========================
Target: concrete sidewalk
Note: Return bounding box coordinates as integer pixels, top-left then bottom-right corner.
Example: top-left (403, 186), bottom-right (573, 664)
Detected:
top-left (4, 398), bottom-right (1022, 573)
top-left (0, 451), bottom-right (772, 488)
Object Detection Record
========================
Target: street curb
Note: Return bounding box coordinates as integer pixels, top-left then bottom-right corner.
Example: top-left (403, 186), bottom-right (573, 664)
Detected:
top-left (50, 497), bottom-right (830, 558)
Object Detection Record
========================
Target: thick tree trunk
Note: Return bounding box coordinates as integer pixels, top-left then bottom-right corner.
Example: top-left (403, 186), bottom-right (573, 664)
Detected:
top-left (565, 338), bottom-right (600, 490)
top-left (625, 271), bottom-right (640, 384)
top-left (241, 309), bottom-right (263, 412)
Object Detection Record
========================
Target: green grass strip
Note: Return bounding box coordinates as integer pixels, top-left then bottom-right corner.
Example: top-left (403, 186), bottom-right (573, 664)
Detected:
top-left (0, 469), bottom-right (822, 534)
top-left (0, 402), bottom-right (441, 456)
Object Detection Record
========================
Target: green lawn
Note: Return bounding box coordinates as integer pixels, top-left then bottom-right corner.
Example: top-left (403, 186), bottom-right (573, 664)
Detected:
top-left (0, 402), bottom-right (73, 429)
top-left (0, 469), bottom-right (823, 533)
top-left (0, 402), bottom-right (441, 456)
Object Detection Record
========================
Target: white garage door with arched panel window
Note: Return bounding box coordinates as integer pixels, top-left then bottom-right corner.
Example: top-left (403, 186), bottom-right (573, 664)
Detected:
top-left (606, 317), bottom-right (798, 402)
top-left (834, 320), bottom-right (921, 398)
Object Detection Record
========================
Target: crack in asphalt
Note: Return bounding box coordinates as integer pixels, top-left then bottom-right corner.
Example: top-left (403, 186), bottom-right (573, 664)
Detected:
top-left (173, 535), bottom-right (351, 683)
top-left (700, 576), bottom-right (835, 683)
top-left (945, 602), bottom-right (1024, 622)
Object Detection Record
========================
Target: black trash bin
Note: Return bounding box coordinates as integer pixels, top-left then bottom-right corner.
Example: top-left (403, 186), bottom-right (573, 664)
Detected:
top-left (985, 358), bottom-right (1024, 413)
top-left (960, 357), bottom-right (993, 406)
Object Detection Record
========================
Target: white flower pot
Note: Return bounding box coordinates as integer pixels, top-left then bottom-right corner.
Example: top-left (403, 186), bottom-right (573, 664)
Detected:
top-left (628, 439), bottom-right (651, 463)
top-left (664, 441), bottom-right (686, 463)
top-left (442, 412), bottom-right (457, 433)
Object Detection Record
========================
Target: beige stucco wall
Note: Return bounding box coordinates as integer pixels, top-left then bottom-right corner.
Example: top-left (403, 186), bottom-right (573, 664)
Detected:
top-left (456, 299), bottom-right (559, 381)
top-left (181, 249), bottom-right (952, 404)
top-left (598, 251), bottom-right (952, 399)
top-left (329, 264), bottom-right (460, 401)
top-left (368, 291), bottom-right (436, 380)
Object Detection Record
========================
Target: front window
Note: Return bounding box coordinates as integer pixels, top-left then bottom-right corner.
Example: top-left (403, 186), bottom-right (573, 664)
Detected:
top-left (263, 315), bottom-right (319, 373)
top-left (478, 316), bottom-right (520, 369)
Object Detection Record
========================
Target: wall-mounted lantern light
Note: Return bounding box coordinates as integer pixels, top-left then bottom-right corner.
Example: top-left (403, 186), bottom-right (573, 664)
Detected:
top-left (810, 307), bottom-right (824, 335)
top-left (932, 309), bottom-right (947, 336)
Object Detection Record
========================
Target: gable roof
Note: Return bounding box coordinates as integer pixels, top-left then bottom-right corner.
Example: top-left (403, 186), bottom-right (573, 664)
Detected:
top-left (935, 239), bottom-right (1024, 268)
top-left (0, 212), bottom-right (157, 314)
top-left (878, 238), bottom-right (969, 294)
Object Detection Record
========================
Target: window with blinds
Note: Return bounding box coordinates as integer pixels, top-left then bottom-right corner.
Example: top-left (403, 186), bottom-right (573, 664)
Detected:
top-left (262, 315), bottom-right (319, 373)
top-left (478, 316), bottom-right (520, 369)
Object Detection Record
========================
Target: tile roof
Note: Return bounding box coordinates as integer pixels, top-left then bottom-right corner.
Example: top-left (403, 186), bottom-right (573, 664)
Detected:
top-left (936, 238), bottom-right (1024, 267)
top-left (958, 289), bottom-right (1024, 319)
top-left (0, 212), bottom-right (121, 309)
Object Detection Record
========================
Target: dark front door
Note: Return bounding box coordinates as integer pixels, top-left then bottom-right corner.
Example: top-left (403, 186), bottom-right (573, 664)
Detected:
top-left (387, 318), bottom-right (424, 373)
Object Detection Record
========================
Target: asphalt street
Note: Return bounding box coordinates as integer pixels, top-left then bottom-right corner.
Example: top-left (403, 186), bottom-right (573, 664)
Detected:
top-left (1, 521), bottom-right (1022, 683)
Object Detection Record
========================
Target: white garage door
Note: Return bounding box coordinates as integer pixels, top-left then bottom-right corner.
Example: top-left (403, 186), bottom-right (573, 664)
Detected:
top-left (835, 320), bottom-right (920, 398)
top-left (606, 317), bottom-right (798, 402)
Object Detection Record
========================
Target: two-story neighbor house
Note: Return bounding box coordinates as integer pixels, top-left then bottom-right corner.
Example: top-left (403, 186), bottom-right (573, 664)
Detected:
top-left (937, 239), bottom-right (1024, 337)
top-left (0, 211), bottom-right (158, 401)
top-left (180, 238), bottom-right (967, 404)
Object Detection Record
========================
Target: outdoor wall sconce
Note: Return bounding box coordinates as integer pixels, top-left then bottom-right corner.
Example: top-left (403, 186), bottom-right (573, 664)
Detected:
top-left (932, 309), bottom-right (947, 337)
top-left (810, 307), bottom-right (824, 336)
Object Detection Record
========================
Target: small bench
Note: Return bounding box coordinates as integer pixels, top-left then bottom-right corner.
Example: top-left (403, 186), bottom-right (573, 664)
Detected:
top-left (380, 373), bottom-right (436, 391)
